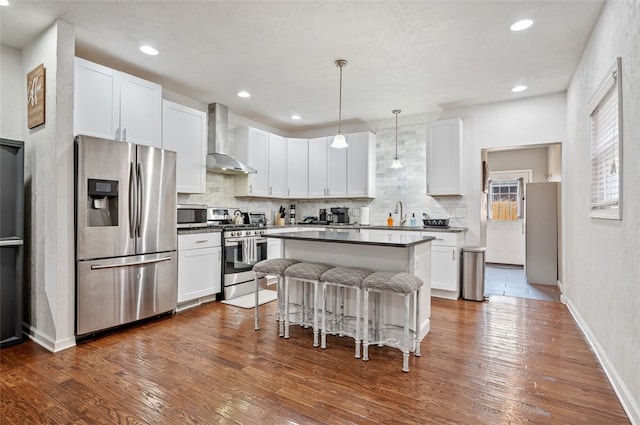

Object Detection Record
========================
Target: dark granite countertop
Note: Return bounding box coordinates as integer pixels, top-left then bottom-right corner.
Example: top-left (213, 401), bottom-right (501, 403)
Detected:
top-left (267, 223), bottom-right (467, 233)
top-left (177, 227), bottom-right (223, 235)
top-left (264, 230), bottom-right (435, 248)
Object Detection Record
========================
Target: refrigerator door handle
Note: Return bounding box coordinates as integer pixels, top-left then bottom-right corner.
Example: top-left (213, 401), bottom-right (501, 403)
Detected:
top-left (128, 162), bottom-right (136, 239)
top-left (90, 256), bottom-right (173, 270)
top-left (136, 162), bottom-right (143, 236)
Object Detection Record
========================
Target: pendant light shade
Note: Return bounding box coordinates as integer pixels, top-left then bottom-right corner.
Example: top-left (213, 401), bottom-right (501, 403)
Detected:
top-left (391, 109), bottom-right (403, 169)
top-left (331, 59), bottom-right (348, 149)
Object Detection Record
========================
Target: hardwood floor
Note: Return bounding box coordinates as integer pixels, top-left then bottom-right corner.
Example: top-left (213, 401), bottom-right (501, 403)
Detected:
top-left (1, 296), bottom-right (630, 424)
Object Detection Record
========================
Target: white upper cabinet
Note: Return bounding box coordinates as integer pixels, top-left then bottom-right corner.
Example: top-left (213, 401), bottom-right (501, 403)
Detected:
top-left (268, 133), bottom-right (287, 197)
top-left (235, 127), bottom-right (269, 197)
top-left (286, 138), bottom-right (309, 198)
top-left (426, 118), bottom-right (463, 196)
top-left (347, 131), bottom-right (376, 198)
top-left (308, 137), bottom-right (329, 197)
top-left (74, 57), bottom-right (162, 148)
top-left (308, 137), bottom-right (347, 198)
top-left (162, 100), bottom-right (207, 194)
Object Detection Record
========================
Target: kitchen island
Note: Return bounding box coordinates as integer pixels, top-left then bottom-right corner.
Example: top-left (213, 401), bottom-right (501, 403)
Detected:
top-left (264, 230), bottom-right (434, 341)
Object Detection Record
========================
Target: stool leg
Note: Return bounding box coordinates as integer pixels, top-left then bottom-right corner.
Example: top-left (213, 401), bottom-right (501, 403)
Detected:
top-left (338, 286), bottom-right (345, 337)
top-left (355, 287), bottom-right (361, 359)
top-left (321, 282), bottom-right (328, 349)
top-left (313, 280), bottom-right (319, 347)
top-left (363, 289), bottom-right (369, 361)
top-left (375, 292), bottom-right (383, 347)
top-left (284, 276), bottom-right (291, 339)
top-left (414, 288), bottom-right (421, 357)
top-left (254, 273), bottom-right (261, 331)
top-left (402, 293), bottom-right (410, 373)
top-left (278, 275), bottom-right (285, 337)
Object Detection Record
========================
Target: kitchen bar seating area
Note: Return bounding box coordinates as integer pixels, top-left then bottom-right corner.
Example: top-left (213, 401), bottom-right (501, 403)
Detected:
top-left (253, 229), bottom-right (432, 371)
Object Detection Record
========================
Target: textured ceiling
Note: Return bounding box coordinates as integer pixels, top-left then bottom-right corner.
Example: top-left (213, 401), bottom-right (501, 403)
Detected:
top-left (1, 1), bottom-right (604, 133)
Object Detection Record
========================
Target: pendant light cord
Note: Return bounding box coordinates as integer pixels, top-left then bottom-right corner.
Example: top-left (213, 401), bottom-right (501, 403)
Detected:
top-left (392, 109), bottom-right (401, 159)
top-left (335, 59), bottom-right (347, 135)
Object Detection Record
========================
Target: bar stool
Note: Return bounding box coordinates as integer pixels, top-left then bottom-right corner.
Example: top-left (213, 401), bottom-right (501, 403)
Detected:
top-left (252, 258), bottom-right (300, 334)
top-left (361, 272), bottom-right (423, 372)
top-left (319, 266), bottom-right (373, 358)
top-left (283, 262), bottom-right (334, 346)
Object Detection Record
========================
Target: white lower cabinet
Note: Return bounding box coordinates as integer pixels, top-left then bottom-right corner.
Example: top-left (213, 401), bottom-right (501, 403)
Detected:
top-left (362, 229), bottom-right (464, 300)
top-left (421, 231), bottom-right (464, 300)
top-left (177, 232), bottom-right (222, 307)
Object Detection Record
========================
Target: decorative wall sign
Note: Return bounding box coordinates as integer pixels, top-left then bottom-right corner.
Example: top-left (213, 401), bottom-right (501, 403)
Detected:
top-left (27, 63), bottom-right (46, 129)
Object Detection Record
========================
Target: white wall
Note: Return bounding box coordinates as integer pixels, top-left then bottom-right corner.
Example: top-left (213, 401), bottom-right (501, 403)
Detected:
top-left (21, 21), bottom-right (76, 352)
top-left (564, 1), bottom-right (640, 422)
top-left (0, 44), bottom-right (25, 140)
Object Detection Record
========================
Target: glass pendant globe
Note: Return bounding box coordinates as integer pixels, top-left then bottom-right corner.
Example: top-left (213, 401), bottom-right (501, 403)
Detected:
top-left (331, 134), bottom-right (348, 149)
top-left (391, 158), bottom-right (403, 169)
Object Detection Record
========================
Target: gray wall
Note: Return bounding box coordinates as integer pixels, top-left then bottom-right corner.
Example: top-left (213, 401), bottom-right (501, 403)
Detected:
top-left (564, 1), bottom-right (640, 421)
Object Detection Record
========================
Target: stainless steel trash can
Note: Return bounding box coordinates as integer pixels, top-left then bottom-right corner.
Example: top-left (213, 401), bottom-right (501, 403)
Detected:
top-left (462, 246), bottom-right (486, 301)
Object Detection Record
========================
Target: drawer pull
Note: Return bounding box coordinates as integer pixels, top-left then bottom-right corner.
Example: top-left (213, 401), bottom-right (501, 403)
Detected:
top-left (195, 240), bottom-right (208, 244)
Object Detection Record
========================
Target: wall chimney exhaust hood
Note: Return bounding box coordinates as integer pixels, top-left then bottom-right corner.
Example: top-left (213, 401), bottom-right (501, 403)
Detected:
top-left (206, 103), bottom-right (256, 175)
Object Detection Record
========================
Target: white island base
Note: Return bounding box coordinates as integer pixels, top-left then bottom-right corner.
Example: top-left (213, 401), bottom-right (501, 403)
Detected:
top-left (269, 231), bottom-right (432, 343)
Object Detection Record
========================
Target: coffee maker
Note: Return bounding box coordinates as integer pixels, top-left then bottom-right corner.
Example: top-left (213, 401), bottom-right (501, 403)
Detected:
top-left (330, 207), bottom-right (349, 224)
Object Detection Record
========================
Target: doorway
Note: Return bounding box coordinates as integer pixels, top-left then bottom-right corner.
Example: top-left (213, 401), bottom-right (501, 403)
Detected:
top-left (481, 143), bottom-right (563, 302)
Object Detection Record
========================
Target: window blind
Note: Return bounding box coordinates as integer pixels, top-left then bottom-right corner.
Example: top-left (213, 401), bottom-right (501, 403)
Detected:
top-left (589, 57), bottom-right (622, 219)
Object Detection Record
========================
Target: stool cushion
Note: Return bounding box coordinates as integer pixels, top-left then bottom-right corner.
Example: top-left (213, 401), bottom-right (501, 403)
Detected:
top-left (253, 258), bottom-right (300, 275)
top-left (284, 262), bottom-right (334, 281)
top-left (362, 272), bottom-right (423, 294)
top-left (320, 267), bottom-right (373, 287)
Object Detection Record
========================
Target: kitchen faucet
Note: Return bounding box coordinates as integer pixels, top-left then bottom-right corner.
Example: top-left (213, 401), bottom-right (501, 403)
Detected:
top-left (394, 201), bottom-right (406, 226)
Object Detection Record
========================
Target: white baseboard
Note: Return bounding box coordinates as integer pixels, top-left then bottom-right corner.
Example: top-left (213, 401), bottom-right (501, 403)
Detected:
top-left (565, 298), bottom-right (639, 425)
top-left (24, 324), bottom-right (76, 353)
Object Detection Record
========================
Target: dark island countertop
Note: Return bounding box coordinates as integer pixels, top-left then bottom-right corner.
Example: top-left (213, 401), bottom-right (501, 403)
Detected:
top-left (264, 230), bottom-right (435, 248)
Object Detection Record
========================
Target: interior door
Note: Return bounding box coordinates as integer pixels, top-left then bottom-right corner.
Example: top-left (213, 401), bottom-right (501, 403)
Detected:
top-left (485, 170), bottom-right (530, 265)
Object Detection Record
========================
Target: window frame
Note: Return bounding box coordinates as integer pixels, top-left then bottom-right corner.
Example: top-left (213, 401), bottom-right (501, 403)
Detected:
top-left (589, 57), bottom-right (623, 220)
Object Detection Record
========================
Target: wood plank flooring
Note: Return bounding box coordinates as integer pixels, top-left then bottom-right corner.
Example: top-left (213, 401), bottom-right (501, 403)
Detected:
top-left (0, 296), bottom-right (630, 424)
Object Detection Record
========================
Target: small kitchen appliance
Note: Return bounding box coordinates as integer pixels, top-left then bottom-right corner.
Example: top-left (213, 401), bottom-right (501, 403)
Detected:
top-left (177, 204), bottom-right (208, 228)
top-left (330, 207), bottom-right (350, 224)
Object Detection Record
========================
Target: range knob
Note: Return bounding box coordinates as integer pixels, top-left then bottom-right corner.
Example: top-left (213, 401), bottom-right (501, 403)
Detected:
top-left (230, 231), bottom-right (237, 237)
top-left (245, 230), bottom-right (252, 236)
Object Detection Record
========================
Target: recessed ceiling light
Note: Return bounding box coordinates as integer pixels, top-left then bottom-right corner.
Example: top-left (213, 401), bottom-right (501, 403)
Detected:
top-left (291, 114), bottom-right (301, 120)
top-left (510, 19), bottom-right (533, 31)
top-left (511, 85), bottom-right (528, 93)
top-left (139, 45), bottom-right (158, 56)
top-left (237, 91), bottom-right (251, 98)
top-left (0, 0), bottom-right (10, 6)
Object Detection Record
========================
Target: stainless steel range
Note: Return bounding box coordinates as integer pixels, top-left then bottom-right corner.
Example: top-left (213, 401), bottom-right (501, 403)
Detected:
top-left (208, 208), bottom-right (268, 300)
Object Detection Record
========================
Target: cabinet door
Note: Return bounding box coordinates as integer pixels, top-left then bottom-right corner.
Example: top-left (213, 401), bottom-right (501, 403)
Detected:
top-left (246, 128), bottom-right (270, 196)
top-left (178, 246), bottom-right (222, 303)
top-left (74, 57), bottom-right (119, 139)
top-left (327, 143), bottom-right (347, 197)
top-left (268, 133), bottom-right (287, 197)
top-left (162, 100), bottom-right (206, 193)
top-left (347, 131), bottom-right (375, 197)
top-left (426, 118), bottom-right (463, 195)
top-left (286, 138), bottom-right (309, 198)
top-left (119, 71), bottom-right (162, 148)
top-left (430, 245), bottom-right (458, 291)
top-left (308, 137), bottom-right (329, 197)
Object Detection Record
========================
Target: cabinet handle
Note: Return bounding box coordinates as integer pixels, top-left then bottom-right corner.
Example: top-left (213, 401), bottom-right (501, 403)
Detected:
top-left (195, 240), bottom-right (208, 244)
top-left (123, 128), bottom-right (127, 141)
top-left (218, 251), bottom-right (221, 262)
top-left (249, 184), bottom-right (253, 194)
top-left (115, 128), bottom-right (120, 140)
top-left (288, 188), bottom-right (290, 196)
top-left (452, 248), bottom-right (455, 260)
top-left (326, 188), bottom-right (330, 196)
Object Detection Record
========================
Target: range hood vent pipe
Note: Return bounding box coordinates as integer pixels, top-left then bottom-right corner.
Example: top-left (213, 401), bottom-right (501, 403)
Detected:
top-left (206, 103), bottom-right (256, 174)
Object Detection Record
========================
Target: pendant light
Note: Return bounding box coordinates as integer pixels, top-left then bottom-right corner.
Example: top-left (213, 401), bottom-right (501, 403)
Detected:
top-left (391, 109), bottom-right (403, 169)
top-left (331, 59), bottom-right (348, 149)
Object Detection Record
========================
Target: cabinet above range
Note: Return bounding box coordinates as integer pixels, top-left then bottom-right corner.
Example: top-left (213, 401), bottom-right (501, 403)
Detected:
top-left (234, 127), bottom-right (376, 200)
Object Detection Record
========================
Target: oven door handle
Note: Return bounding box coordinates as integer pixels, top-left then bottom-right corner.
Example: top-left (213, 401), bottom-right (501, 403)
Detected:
top-left (225, 237), bottom-right (268, 244)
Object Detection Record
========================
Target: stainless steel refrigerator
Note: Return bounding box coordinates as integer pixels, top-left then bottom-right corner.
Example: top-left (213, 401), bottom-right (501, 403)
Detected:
top-left (75, 135), bottom-right (177, 336)
top-left (525, 182), bottom-right (559, 285)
